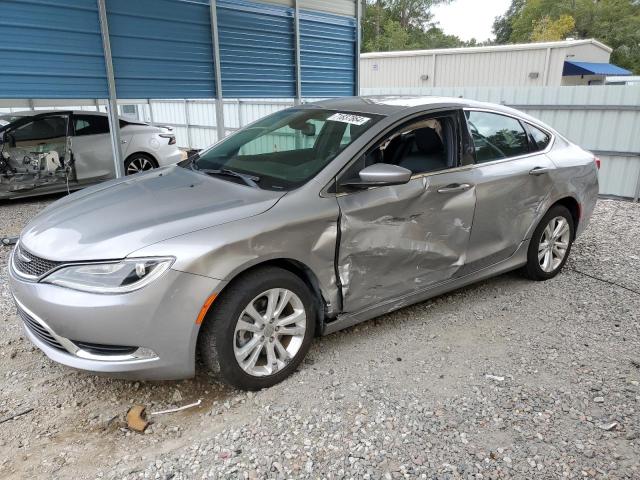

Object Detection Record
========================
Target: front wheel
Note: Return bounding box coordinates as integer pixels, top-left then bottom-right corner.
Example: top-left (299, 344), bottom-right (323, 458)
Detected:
top-left (522, 205), bottom-right (574, 281)
top-left (198, 267), bottom-right (316, 390)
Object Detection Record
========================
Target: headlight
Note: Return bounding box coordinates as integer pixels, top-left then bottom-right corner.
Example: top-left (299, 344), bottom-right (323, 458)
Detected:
top-left (42, 257), bottom-right (174, 294)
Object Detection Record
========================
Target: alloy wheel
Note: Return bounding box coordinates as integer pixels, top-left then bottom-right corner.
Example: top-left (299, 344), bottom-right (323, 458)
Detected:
top-left (538, 216), bottom-right (571, 272)
top-left (233, 288), bottom-right (307, 377)
top-left (126, 157), bottom-right (155, 175)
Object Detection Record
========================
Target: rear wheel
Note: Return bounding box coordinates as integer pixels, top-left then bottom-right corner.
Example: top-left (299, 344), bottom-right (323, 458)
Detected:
top-left (124, 153), bottom-right (157, 175)
top-left (198, 267), bottom-right (316, 390)
top-left (523, 205), bottom-right (574, 280)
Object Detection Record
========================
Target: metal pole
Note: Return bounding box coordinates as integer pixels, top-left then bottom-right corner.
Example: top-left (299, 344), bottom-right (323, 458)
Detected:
top-left (543, 47), bottom-right (551, 86)
top-left (293, 0), bottom-right (302, 104)
top-left (97, 0), bottom-right (124, 178)
top-left (184, 99), bottom-right (192, 149)
top-left (147, 99), bottom-right (155, 125)
top-left (209, 0), bottom-right (226, 142)
top-left (431, 53), bottom-right (437, 88)
top-left (355, 0), bottom-right (361, 96)
top-left (634, 164), bottom-right (640, 202)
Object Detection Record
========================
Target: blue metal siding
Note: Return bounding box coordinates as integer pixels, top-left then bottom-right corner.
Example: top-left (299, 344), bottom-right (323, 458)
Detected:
top-left (217, 0), bottom-right (296, 98)
top-left (299, 10), bottom-right (356, 97)
top-left (0, 0), bottom-right (108, 99)
top-left (106, 0), bottom-right (216, 99)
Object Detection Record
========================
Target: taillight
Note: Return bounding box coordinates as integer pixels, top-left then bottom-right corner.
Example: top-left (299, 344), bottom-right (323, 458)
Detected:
top-left (159, 133), bottom-right (176, 145)
top-left (594, 156), bottom-right (601, 169)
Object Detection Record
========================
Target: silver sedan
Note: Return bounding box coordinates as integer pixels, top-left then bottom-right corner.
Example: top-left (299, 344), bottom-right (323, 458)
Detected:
top-left (8, 97), bottom-right (599, 390)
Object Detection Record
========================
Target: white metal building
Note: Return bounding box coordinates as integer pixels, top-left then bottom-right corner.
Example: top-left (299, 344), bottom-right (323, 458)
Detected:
top-left (360, 39), bottom-right (632, 89)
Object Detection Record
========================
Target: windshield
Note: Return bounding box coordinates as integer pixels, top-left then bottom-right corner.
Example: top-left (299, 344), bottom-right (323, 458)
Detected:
top-left (190, 108), bottom-right (381, 190)
top-left (0, 115), bottom-right (25, 128)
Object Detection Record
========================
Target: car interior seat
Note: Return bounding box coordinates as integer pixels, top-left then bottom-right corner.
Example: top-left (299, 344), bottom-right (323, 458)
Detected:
top-left (397, 127), bottom-right (447, 174)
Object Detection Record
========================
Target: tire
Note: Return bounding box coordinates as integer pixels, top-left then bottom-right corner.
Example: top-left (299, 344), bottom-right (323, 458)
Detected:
top-left (198, 267), bottom-right (316, 390)
top-left (124, 153), bottom-right (157, 176)
top-left (522, 204), bottom-right (574, 281)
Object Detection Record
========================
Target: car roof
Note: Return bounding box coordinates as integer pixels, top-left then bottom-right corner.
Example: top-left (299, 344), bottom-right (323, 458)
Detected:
top-left (308, 95), bottom-right (521, 116)
top-left (1, 110), bottom-right (147, 125)
top-left (307, 95), bottom-right (554, 132)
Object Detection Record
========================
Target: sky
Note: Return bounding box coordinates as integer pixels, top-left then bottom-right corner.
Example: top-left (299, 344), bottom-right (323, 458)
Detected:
top-left (431, 0), bottom-right (512, 42)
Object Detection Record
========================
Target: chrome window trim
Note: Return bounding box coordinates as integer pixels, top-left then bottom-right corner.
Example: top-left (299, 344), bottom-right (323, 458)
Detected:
top-left (325, 107), bottom-right (556, 198)
top-left (463, 108), bottom-right (556, 166)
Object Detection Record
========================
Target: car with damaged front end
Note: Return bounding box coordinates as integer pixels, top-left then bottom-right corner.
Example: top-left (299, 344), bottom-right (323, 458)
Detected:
top-left (8, 97), bottom-right (599, 390)
top-left (0, 110), bottom-right (184, 199)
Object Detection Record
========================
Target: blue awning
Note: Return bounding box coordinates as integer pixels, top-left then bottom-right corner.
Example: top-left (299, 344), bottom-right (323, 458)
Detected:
top-left (563, 61), bottom-right (632, 76)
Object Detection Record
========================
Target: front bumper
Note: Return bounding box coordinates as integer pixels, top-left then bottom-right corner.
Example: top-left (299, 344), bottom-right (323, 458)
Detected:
top-left (9, 254), bottom-right (224, 380)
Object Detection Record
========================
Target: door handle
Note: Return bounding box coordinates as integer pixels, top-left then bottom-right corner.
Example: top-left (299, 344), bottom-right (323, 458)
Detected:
top-left (529, 167), bottom-right (551, 176)
top-left (121, 139), bottom-right (128, 144)
top-left (437, 183), bottom-right (473, 193)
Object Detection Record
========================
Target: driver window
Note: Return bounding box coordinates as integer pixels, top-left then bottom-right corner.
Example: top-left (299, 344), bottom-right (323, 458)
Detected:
top-left (339, 115), bottom-right (454, 189)
top-left (465, 111), bottom-right (529, 163)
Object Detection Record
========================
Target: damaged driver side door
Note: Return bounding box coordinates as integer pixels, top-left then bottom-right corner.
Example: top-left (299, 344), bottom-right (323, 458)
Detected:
top-left (335, 111), bottom-right (477, 314)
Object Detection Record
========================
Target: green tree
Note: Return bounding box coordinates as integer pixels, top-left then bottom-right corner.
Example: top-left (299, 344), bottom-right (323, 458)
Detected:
top-left (361, 0), bottom-right (468, 53)
top-left (530, 14), bottom-right (576, 42)
top-left (492, 0), bottom-right (640, 73)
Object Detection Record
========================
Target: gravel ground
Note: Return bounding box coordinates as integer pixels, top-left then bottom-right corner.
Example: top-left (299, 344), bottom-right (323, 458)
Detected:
top-left (0, 197), bottom-right (639, 480)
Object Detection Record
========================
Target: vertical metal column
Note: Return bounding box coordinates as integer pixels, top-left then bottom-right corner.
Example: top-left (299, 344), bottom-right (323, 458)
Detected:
top-left (210, 0), bottom-right (226, 142)
top-left (147, 99), bottom-right (155, 125)
top-left (294, 0), bottom-right (303, 105)
top-left (97, 0), bottom-right (124, 178)
top-left (543, 47), bottom-right (552, 86)
top-left (184, 99), bottom-right (192, 149)
top-left (431, 53), bottom-right (437, 88)
top-left (355, 0), bottom-right (361, 96)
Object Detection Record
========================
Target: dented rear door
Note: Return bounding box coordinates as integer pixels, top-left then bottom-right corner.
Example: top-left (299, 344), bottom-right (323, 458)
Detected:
top-left (336, 169), bottom-right (476, 313)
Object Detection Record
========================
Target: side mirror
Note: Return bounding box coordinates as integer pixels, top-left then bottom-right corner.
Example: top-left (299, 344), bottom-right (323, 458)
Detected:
top-left (343, 163), bottom-right (412, 188)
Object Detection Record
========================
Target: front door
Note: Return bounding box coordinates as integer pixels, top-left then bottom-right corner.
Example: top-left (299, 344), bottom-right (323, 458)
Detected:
top-left (335, 111), bottom-right (477, 313)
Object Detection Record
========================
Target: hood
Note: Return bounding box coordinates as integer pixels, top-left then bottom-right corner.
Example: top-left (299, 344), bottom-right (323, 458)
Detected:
top-left (20, 165), bottom-right (286, 261)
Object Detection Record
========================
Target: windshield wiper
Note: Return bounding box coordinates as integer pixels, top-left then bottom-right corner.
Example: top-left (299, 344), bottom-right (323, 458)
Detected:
top-left (196, 167), bottom-right (260, 188)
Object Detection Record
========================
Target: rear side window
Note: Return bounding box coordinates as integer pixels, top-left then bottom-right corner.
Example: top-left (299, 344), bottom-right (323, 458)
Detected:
top-left (465, 111), bottom-right (529, 163)
top-left (527, 123), bottom-right (551, 151)
top-left (74, 115), bottom-right (109, 136)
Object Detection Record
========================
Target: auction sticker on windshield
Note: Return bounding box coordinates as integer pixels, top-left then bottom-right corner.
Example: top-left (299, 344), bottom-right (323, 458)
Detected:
top-left (328, 113), bottom-right (371, 126)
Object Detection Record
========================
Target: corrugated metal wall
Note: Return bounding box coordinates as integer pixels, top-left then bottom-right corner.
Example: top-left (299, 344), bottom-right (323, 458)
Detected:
top-left (0, 0), bottom-right (357, 100)
top-left (106, 0), bottom-right (216, 99)
top-left (0, 0), bottom-right (108, 98)
top-left (217, 0), bottom-right (296, 98)
top-left (362, 85), bottom-right (640, 199)
top-left (300, 10), bottom-right (357, 97)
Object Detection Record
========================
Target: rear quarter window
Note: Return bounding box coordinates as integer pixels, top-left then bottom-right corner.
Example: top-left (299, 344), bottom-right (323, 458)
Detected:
top-left (527, 123), bottom-right (552, 151)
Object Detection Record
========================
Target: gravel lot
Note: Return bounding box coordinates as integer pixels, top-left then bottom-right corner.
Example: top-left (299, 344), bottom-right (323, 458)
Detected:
top-left (0, 197), bottom-right (638, 480)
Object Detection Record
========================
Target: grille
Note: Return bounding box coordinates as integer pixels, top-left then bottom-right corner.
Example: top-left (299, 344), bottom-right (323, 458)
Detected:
top-left (18, 307), bottom-right (66, 352)
top-left (13, 244), bottom-right (63, 279)
top-left (72, 341), bottom-right (137, 356)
